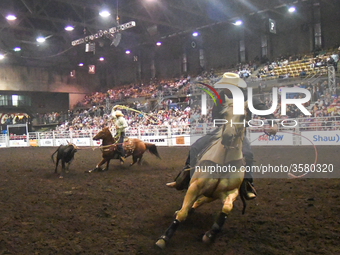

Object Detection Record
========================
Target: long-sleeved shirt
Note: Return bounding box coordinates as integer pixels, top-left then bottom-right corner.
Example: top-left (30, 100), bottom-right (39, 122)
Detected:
top-left (115, 116), bottom-right (128, 133)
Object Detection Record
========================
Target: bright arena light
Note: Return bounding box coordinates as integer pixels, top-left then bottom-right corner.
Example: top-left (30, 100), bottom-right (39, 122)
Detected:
top-left (36, 37), bottom-right (46, 43)
top-left (78, 63), bottom-right (84, 66)
top-left (6, 14), bottom-right (17, 21)
top-left (14, 47), bottom-right (21, 52)
top-left (288, 6), bottom-right (296, 13)
top-left (0, 54), bottom-right (5, 60)
top-left (99, 57), bottom-right (105, 61)
top-left (125, 50), bottom-right (131, 54)
top-left (234, 20), bottom-right (243, 26)
top-left (192, 31), bottom-right (199, 37)
top-left (99, 10), bottom-right (111, 17)
top-left (156, 41), bottom-right (162, 46)
top-left (64, 25), bottom-right (74, 31)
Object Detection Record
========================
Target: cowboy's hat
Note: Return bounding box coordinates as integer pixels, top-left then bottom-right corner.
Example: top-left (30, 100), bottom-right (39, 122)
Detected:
top-left (111, 108), bottom-right (117, 118)
top-left (114, 110), bottom-right (124, 117)
top-left (214, 72), bottom-right (247, 88)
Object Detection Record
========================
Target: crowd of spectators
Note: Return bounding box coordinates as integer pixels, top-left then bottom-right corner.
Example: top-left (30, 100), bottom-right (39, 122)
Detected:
top-left (75, 77), bottom-right (191, 108)
top-left (252, 81), bottom-right (340, 131)
top-left (53, 105), bottom-right (214, 135)
top-left (27, 46), bottom-right (340, 134)
top-left (253, 49), bottom-right (339, 80)
top-left (34, 79), bottom-right (340, 134)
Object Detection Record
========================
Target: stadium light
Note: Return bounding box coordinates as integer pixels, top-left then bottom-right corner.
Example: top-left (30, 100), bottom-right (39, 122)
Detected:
top-left (64, 25), bottom-right (74, 31)
top-left (125, 50), bottom-right (131, 54)
top-left (156, 41), bottom-right (162, 46)
top-left (13, 47), bottom-right (21, 52)
top-left (99, 57), bottom-right (105, 61)
top-left (288, 6), bottom-right (296, 13)
top-left (0, 54), bottom-right (5, 60)
top-left (99, 10), bottom-right (111, 18)
top-left (192, 31), bottom-right (199, 37)
top-left (6, 14), bottom-right (17, 21)
top-left (234, 20), bottom-right (243, 26)
top-left (36, 37), bottom-right (46, 43)
top-left (78, 63), bottom-right (84, 66)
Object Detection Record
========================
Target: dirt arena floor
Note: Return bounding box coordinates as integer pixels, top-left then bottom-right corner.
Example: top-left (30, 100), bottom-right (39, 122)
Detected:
top-left (0, 146), bottom-right (339, 255)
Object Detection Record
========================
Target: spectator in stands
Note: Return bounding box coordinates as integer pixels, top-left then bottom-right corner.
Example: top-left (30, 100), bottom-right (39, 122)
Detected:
top-left (299, 69), bottom-right (307, 78)
top-left (331, 51), bottom-right (339, 71)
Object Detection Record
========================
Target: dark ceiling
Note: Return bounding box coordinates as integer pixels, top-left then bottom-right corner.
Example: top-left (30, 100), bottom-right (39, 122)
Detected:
top-left (0, 0), bottom-right (313, 69)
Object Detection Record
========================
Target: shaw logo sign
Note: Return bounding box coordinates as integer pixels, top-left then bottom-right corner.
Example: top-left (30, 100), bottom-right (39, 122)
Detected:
top-left (301, 131), bottom-right (340, 145)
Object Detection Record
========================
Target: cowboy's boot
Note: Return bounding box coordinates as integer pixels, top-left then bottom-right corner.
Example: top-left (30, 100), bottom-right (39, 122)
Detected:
top-left (174, 164), bottom-right (191, 190)
top-left (244, 178), bottom-right (257, 200)
top-left (166, 164), bottom-right (191, 190)
top-left (118, 146), bottom-right (125, 165)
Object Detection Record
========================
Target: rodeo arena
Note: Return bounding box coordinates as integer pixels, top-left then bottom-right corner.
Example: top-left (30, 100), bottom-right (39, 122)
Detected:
top-left (1, 0), bottom-right (340, 254)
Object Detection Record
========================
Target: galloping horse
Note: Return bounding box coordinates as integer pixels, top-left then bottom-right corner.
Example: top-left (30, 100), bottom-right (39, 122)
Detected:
top-left (89, 127), bottom-right (161, 172)
top-left (156, 95), bottom-right (248, 248)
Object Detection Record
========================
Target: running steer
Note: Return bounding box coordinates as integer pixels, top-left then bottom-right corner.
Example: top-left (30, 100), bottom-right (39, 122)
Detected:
top-left (51, 143), bottom-right (78, 177)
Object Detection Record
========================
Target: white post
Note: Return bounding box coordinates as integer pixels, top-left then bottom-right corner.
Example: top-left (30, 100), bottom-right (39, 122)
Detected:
top-left (52, 130), bottom-right (56, 147)
top-left (203, 123), bottom-right (207, 134)
top-left (89, 129), bottom-right (93, 146)
top-left (167, 125), bottom-right (172, 146)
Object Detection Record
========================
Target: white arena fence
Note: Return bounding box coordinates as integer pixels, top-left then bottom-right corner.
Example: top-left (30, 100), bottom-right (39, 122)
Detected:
top-left (0, 117), bottom-right (340, 148)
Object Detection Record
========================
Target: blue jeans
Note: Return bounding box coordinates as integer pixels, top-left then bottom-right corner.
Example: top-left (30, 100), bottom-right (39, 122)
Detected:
top-left (117, 132), bottom-right (125, 158)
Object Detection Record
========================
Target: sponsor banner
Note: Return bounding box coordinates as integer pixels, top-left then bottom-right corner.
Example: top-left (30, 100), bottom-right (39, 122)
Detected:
top-left (92, 137), bottom-right (138, 147)
top-left (29, 140), bottom-right (38, 147)
top-left (92, 140), bottom-right (101, 147)
top-left (40, 139), bottom-right (54, 146)
top-left (173, 135), bottom-right (193, 146)
top-left (9, 140), bottom-right (28, 147)
top-left (55, 139), bottom-right (69, 146)
top-left (141, 136), bottom-right (168, 146)
top-left (74, 138), bottom-right (91, 147)
top-left (301, 131), bottom-right (340, 145)
top-left (250, 132), bottom-right (293, 146)
top-left (0, 143), bottom-right (7, 147)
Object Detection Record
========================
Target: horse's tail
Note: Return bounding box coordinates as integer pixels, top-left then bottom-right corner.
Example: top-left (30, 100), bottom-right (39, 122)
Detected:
top-left (239, 180), bottom-right (247, 215)
top-left (144, 143), bottom-right (161, 159)
top-left (51, 145), bottom-right (62, 164)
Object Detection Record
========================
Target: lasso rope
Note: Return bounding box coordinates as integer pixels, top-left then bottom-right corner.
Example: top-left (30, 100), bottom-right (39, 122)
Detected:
top-left (249, 131), bottom-right (318, 179)
top-left (112, 105), bottom-right (158, 123)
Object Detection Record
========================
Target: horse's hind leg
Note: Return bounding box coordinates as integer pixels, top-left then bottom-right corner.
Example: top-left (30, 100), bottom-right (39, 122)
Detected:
top-left (156, 181), bottom-right (200, 249)
top-left (192, 196), bottom-right (216, 210)
top-left (130, 155), bottom-right (138, 166)
top-left (174, 195), bottom-right (215, 217)
top-left (137, 154), bottom-right (143, 165)
top-left (202, 189), bottom-right (239, 243)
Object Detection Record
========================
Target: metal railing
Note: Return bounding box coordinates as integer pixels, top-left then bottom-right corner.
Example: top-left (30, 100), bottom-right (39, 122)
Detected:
top-left (1, 117), bottom-right (340, 147)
